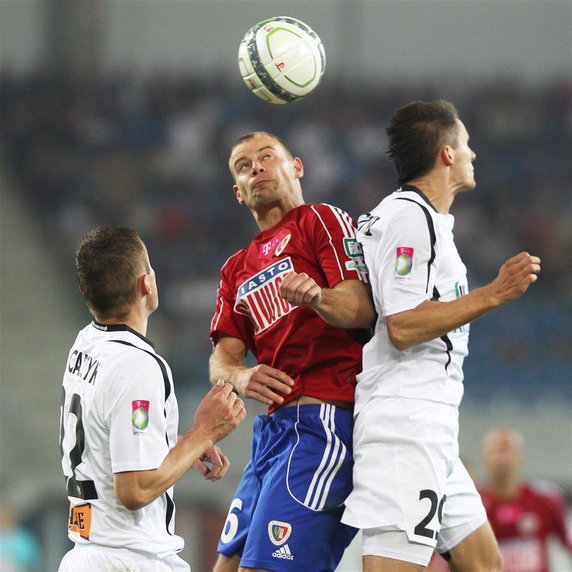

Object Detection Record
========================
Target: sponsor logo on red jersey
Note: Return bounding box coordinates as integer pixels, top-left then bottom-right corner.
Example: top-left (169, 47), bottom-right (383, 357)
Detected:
top-left (235, 258), bottom-right (295, 333)
top-left (259, 230), bottom-right (292, 258)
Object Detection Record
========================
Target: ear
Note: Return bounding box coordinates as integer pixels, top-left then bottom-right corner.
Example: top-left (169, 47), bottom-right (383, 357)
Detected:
top-left (233, 185), bottom-right (244, 204)
top-left (440, 145), bottom-right (455, 166)
top-left (140, 273), bottom-right (152, 296)
top-left (292, 157), bottom-right (304, 179)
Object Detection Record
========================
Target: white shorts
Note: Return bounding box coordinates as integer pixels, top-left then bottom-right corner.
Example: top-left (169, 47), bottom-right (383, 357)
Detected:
top-left (342, 396), bottom-right (487, 565)
top-left (58, 544), bottom-right (191, 572)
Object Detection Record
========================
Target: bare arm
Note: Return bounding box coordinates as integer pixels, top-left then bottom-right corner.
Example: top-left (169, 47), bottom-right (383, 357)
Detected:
top-left (209, 335), bottom-right (294, 407)
top-left (388, 251), bottom-right (541, 350)
top-left (279, 273), bottom-right (376, 329)
top-left (114, 381), bottom-right (245, 511)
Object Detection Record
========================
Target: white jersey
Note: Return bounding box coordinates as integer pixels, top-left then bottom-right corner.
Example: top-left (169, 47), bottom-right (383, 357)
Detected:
top-left (355, 185), bottom-right (469, 410)
top-left (60, 321), bottom-right (184, 558)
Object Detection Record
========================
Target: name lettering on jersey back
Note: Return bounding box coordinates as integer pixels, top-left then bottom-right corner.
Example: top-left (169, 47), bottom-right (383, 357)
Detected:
top-left (68, 350), bottom-right (100, 385)
top-left (235, 257), bottom-right (295, 333)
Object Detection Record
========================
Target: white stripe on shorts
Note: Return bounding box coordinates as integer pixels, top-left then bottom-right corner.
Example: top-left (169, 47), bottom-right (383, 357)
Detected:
top-left (302, 404), bottom-right (347, 510)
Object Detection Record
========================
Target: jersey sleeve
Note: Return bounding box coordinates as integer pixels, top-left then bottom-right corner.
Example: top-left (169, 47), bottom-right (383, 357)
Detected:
top-left (210, 252), bottom-right (254, 349)
top-left (105, 354), bottom-right (171, 473)
top-left (309, 203), bottom-right (369, 287)
top-left (374, 203), bottom-right (435, 317)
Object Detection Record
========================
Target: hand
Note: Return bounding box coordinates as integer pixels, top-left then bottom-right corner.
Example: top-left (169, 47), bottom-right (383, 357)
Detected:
top-left (234, 364), bottom-right (294, 406)
top-left (192, 445), bottom-right (230, 482)
top-left (490, 252), bottom-right (541, 304)
top-left (280, 271), bottom-right (322, 308)
top-left (193, 381), bottom-right (246, 443)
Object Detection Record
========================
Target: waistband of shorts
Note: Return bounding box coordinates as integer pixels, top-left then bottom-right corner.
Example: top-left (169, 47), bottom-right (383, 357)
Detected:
top-left (70, 543), bottom-right (177, 561)
top-left (71, 544), bottom-right (143, 556)
top-left (270, 401), bottom-right (353, 420)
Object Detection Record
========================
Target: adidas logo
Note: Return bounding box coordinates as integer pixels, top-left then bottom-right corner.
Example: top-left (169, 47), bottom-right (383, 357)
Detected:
top-left (272, 544), bottom-right (294, 560)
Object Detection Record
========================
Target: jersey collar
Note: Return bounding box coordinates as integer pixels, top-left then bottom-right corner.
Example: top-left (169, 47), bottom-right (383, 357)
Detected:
top-left (91, 320), bottom-right (155, 349)
top-left (398, 184), bottom-right (438, 213)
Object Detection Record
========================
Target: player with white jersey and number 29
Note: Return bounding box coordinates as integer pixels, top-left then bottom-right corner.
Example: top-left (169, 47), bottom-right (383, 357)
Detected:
top-left (210, 131), bottom-right (376, 572)
top-left (59, 226), bottom-right (246, 572)
top-left (341, 100), bottom-right (541, 571)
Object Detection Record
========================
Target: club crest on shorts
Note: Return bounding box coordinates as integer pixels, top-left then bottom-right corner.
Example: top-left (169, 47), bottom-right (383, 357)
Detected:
top-left (268, 520), bottom-right (292, 545)
top-left (395, 247), bottom-right (414, 277)
top-left (132, 400), bottom-right (149, 432)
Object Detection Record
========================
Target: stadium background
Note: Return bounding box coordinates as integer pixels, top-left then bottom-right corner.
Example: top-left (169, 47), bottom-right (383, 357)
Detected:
top-left (1, 1), bottom-right (570, 570)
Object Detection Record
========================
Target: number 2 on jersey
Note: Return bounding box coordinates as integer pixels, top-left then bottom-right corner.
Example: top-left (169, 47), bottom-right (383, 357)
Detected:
top-left (414, 489), bottom-right (446, 539)
top-left (60, 389), bottom-right (97, 500)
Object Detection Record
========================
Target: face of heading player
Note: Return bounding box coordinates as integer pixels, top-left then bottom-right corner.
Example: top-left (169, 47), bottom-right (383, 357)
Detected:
top-left (229, 133), bottom-right (304, 213)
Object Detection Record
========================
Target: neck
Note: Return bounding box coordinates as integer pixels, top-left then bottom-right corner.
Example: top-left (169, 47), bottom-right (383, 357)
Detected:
top-left (253, 199), bottom-right (304, 231)
top-left (490, 474), bottom-right (521, 501)
top-left (408, 177), bottom-right (455, 214)
top-left (95, 312), bottom-right (148, 337)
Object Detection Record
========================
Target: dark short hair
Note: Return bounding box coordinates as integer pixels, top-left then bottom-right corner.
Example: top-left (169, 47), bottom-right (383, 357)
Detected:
top-left (75, 226), bottom-right (149, 320)
top-left (386, 100), bottom-right (460, 185)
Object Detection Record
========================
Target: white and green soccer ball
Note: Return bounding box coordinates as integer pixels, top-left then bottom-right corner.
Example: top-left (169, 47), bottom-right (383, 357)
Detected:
top-left (238, 16), bottom-right (326, 104)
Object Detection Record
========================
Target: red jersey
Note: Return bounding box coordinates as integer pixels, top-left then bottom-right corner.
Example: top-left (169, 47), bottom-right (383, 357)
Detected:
top-left (479, 481), bottom-right (572, 572)
top-left (210, 203), bottom-right (368, 413)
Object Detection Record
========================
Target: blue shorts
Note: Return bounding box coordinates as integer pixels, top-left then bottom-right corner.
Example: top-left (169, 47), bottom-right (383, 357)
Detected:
top-left (218, 402), bottom-right (357, 571)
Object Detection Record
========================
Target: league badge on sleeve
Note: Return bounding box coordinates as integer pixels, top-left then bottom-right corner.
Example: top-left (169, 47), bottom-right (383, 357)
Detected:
top-left (132, 400), bottom-right (150, 432)
top-left (344, 237), bottom-right (369, 278)
top-left (395, 247), bottom-right (413, 278)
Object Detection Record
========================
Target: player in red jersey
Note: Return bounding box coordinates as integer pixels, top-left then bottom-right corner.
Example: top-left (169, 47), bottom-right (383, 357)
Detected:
top-left (210, 131), bottom-right (375, 572)
top-left (479, 427), bottom-right (572, 572)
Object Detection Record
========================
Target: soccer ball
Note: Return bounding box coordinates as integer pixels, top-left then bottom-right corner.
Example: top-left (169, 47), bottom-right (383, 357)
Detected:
top-left (238, 16), bottom-right (326, 104)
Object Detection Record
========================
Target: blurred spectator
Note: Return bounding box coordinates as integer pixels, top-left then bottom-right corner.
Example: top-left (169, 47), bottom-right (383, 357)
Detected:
top-left (479, 427), bottom-right (572, 572)
top-left (0, 504), bottom-right (42, 572)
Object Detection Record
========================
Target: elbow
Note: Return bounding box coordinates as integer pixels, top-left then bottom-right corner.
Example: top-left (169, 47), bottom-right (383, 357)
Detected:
top-left (115, 483), bottom-right (154, 511)
top-left (117, 491), bottom-right (150, 511)
top-left (387, 320), bottom-right (412, 351)
top-left (390, 335), bottom-right (411, 352)
top-left (122, 501), bottom-right (146, 512)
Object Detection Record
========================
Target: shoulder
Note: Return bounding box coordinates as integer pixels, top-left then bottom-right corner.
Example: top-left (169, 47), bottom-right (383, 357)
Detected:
top-left (366, 191), bottom-right (429, 220)
top-left (106, 340), bottom-right (173, 397)
top-left (106, 338), bottom-right (167, 374)
top-left (303, 203), bottom-right (356, 233)
top-left (310, 202), bottom-right (353, 219)
top-left (526, 480), bottom-right (568, 505)
top-left (220, 248), bottom-right (248, 275)
top-left (358, 194), bottom-right (428, 239)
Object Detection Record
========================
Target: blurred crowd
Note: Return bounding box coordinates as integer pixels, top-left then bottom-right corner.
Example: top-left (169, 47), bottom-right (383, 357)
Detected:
top-left (1, 72), bottom-right (570, 403)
